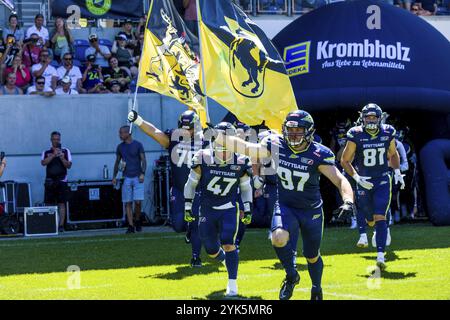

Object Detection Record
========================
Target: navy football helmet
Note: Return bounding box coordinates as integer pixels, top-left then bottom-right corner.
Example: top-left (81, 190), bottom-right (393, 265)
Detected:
top-left (178, 110), bottom-right (199, 130)
top-left (234, 120), bottom-right (251, 141)
top-left (360, 103), bottom-right (382, 131)
top-left (213, 122), bottom-right (237, 152)
top-left (282, 110), bottom-right (315, 147)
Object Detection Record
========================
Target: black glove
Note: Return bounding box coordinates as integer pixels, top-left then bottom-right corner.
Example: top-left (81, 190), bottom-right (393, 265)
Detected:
top-left (336, 200), bottom-right (356, 223)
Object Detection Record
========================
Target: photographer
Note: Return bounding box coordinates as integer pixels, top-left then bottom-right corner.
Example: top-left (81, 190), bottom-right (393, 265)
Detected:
top-left (81, 54), bottom-right (107, 93)
top-left (22, 34), bottom-right (42, 68)
top-left (31, 49), bottom-right (58, 91)
top-left (85, 34), bottom-right (111, 68)
top-left (41, 131), bottom-right (72, 233)
top-left (111, 34), bottom-right (134, 69)
top-left (0, 34), bottom-right (22, 69)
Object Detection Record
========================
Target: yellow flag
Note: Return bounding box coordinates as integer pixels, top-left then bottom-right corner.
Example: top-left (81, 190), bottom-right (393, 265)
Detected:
top-left (197, 0), bottom-right (298, 132)
top-left (138, 0), bottom-right (208, 127)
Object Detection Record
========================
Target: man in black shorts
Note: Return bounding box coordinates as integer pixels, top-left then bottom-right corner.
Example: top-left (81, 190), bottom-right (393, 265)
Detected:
top-left (41, 131), bottom-right (72, 232)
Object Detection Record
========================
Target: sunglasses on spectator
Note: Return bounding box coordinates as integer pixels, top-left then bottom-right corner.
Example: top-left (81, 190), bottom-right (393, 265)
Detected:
top-left (64, 57), bottom-right (73, 60)
top-left (37, 82), bottom-right (45, 85)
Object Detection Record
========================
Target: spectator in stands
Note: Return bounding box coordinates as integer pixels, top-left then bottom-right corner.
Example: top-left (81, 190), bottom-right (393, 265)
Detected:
top-left (234, 0), bottom-right (251, 11)
top-left (110, 80), bottom-right (122, 94)
top-left (3, 55), bottom-right (31, 91)
top-left (81, 54), bottom-right (105, 93)
top-left (32, 49), bottom-right (57, 91)
top-left (0, 72), bottom-right (23, 95)
top-left (3, 14), bottom-right (25, 44)
top-left (103, 56), bottom-right (130, 92)
top-left (41, 131), bottom-right (72, 233)
top-left (113, 125), bottom-right (146, 233)
top-left (50, 17), bottom-right (74, 63)
top-left (183, 0), bottom-right (198, 37)
top-left (111, 34), bottom-right (134, 69)
top-left (56, 52), bottom-right (82, 92)
top-left (413, 1), bottom-right (437, 15)
top-left (27, 75), bottom-right (55, 96)
top-left (396, 0), bottom-right (412, 11)
top-left (26, 14), bottom-right (50, 49)
top-left (85, 33), bottom-right (111, 68)
top-left (133, 33), bottom-right (145, 66)
top-left (1, 34), bottom-right (22, 69)
top-left (119, 19), bottom-right (137, 48)
top-left (55, 76), bottom-right (78, 95)
top-left (22, 33), bottom-right (42, 68)
top-left (135, 15), bottom-right (148, 39)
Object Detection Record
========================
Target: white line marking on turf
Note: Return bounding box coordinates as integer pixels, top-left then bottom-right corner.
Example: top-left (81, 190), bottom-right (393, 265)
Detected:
top-left (30, 284), bottom-right (113, 292)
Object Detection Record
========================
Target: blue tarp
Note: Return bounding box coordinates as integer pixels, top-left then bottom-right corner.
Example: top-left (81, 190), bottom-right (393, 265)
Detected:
top-left (273, 0), bottom-right (450, 111)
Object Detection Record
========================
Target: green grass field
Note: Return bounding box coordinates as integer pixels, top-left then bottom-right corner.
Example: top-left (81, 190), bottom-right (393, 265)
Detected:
top-left (0, 223), bottom-right (449, 300)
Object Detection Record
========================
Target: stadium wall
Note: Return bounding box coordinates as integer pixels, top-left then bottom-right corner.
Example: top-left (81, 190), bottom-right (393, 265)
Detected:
top-left (0, 94), bottom-right (228, 220)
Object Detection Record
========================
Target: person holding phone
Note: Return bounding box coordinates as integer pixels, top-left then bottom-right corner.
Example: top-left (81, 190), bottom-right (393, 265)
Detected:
top-left (41, 131), bottom-right (72, 233)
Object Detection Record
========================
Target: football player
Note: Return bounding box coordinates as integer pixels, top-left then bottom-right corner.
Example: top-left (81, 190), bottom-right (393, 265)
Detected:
top-left (341, 104), bottom-right (405, 270)
top-left (212, 110), bottom-right (355, 300)
top-left (184, 122), bottom-right (253, 297)
top-left (128, 109), bottom-right (204, 267)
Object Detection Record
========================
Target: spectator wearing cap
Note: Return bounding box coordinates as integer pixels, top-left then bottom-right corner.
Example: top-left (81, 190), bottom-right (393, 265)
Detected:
top-left (31, 49), bottom-right (58, 91)
top-left (119, 19), bottom-right (137, 48)
top-left (55, 76), bottom-right (78, 95)
top-left (135, 16), bottom-right (148, 40)
top-left (50, 17), bottom-right (74, 63)
top-left (415, 0), bottom-right (438, 15)
top-left (22, 33), bottom-right (42, 68)
top-left (0, 72), bottom-right (23, 95)
top-left (111, 33), bottom-right (134, 69)
top-left (85, 34), bottom-right (111, 68)
top-left (3, 14), bottom-right (25, 44)
top-left (57, 52), bottom-right (82, 92)
top-left (103, 56), bottom-right (130, 92)
top-left (110, 80), bottom-right (122, 93)
top-left (4, 54), bottom-right (31, 90)
top-left (27, 75), bottom-right (55, 96)
top-left (26, 14), bottom-right (50, 48)
top-left (81, 54), bottom-right (106, 93)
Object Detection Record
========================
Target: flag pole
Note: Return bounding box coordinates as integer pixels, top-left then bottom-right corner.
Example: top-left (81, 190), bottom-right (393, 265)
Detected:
top-left (196, 0), bottom-right (210, 125)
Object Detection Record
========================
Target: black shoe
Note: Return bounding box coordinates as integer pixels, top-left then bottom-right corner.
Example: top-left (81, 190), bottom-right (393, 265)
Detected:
top-left (191, 257), bottom-right (202, 268)
top-left (279, 272), bottom-right (300, 300)
top-left (58, 226), bottom-right (64, 233)
top-left (126, 226), bottom-right (135, 234)
top-left (185, 229), bottom-right (191, 244)
top-left (311, 289), bottom-right (323, 300)
top-left (135, 221), bottom-right (142, 232)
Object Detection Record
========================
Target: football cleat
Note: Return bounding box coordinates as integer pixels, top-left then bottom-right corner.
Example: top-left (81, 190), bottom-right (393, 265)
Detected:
top-left (190, 257), bottom-right (202, 268)
top-left (357, 233), bottom-right (368, 248)
top-left (311, 289), bottom-right (323, 300)
top-left (376, 257), bottom-right (387, 271)
top-left (279, 272), bottom-right (300, 300)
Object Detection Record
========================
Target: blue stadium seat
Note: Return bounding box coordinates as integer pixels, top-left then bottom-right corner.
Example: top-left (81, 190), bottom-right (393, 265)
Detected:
top-left (99, 38), bottom-right (113, 50)
top-left (72, 59), bottom-right (82, 68)
top-left (50, 60), bottom-right (60, 68)
top-left (74, 39), bottom-right (90, 62)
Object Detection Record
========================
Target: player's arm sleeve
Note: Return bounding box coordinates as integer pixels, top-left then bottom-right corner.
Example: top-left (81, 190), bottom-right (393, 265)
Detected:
top-left (319, 147), bottom-right (336, 166)
top-left (239, 174), bottom-right (253, 207)
top-left (396, 140), bottom-right (409, 172)
top-left (346, 128), bottom-right (357, 144)
top-left (184, 150), bottom-right (202, 200)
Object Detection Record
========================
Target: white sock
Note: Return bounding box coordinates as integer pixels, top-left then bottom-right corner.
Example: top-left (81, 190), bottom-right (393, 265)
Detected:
top-left (227, 279), bottom-right (237, 292)
top-left (360, 233), bottom-right (367, 239)
top-left (377, 252), bottom-right (385, 260)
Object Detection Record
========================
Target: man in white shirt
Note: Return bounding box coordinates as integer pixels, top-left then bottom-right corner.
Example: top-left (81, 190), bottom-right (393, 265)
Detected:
top-left (55, 76), bottom-right (79, 95)
top-left (26, 14), bottom-right (50, 48)
top-left (27, 75), bottom-right (55, 96)
top-left (85, 33), bottom-right (111, 68)
top-left (31, 49), bottom-right (57, 91)
top-left (57, 52), bottom-right (82, 91)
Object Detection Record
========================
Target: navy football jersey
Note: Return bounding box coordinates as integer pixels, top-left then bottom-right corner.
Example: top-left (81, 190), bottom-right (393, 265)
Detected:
top-left (346, 124), bottom-right (396, 178)
top-left (192, 148), bottom-right (252, 208)
top-left (166, 129), bottom-right (206, 191)
top-left (262, 134), bottom-right (335, 210)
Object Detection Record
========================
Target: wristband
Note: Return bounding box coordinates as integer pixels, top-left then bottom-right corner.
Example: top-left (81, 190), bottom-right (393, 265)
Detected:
top-left (185, 200), bottom-right (193, 211)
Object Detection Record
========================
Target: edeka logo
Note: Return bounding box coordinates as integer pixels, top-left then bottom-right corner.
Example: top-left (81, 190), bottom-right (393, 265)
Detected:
top-left (283, 41), bottom-right (311, 76)
top-left (86, 0), bottom-right (112, 16)
top-left (317, 39), bottom-right (410, 62)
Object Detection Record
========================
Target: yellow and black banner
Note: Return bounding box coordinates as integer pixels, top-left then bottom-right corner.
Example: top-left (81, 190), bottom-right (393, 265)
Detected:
top-left (138, 0), bottom-right (207, 126)
top-left (197, 0), bottom-right (298, 132)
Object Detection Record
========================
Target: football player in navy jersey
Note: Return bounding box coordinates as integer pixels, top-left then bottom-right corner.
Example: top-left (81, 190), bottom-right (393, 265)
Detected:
top-left (128, 109), bottom-right (205, 267)
top-left (184, 122), bottom-right (253, 297)
top-left (341, 104), bottom-right (405, 270)
top-left (212, 110), bottom-right (355, 300)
